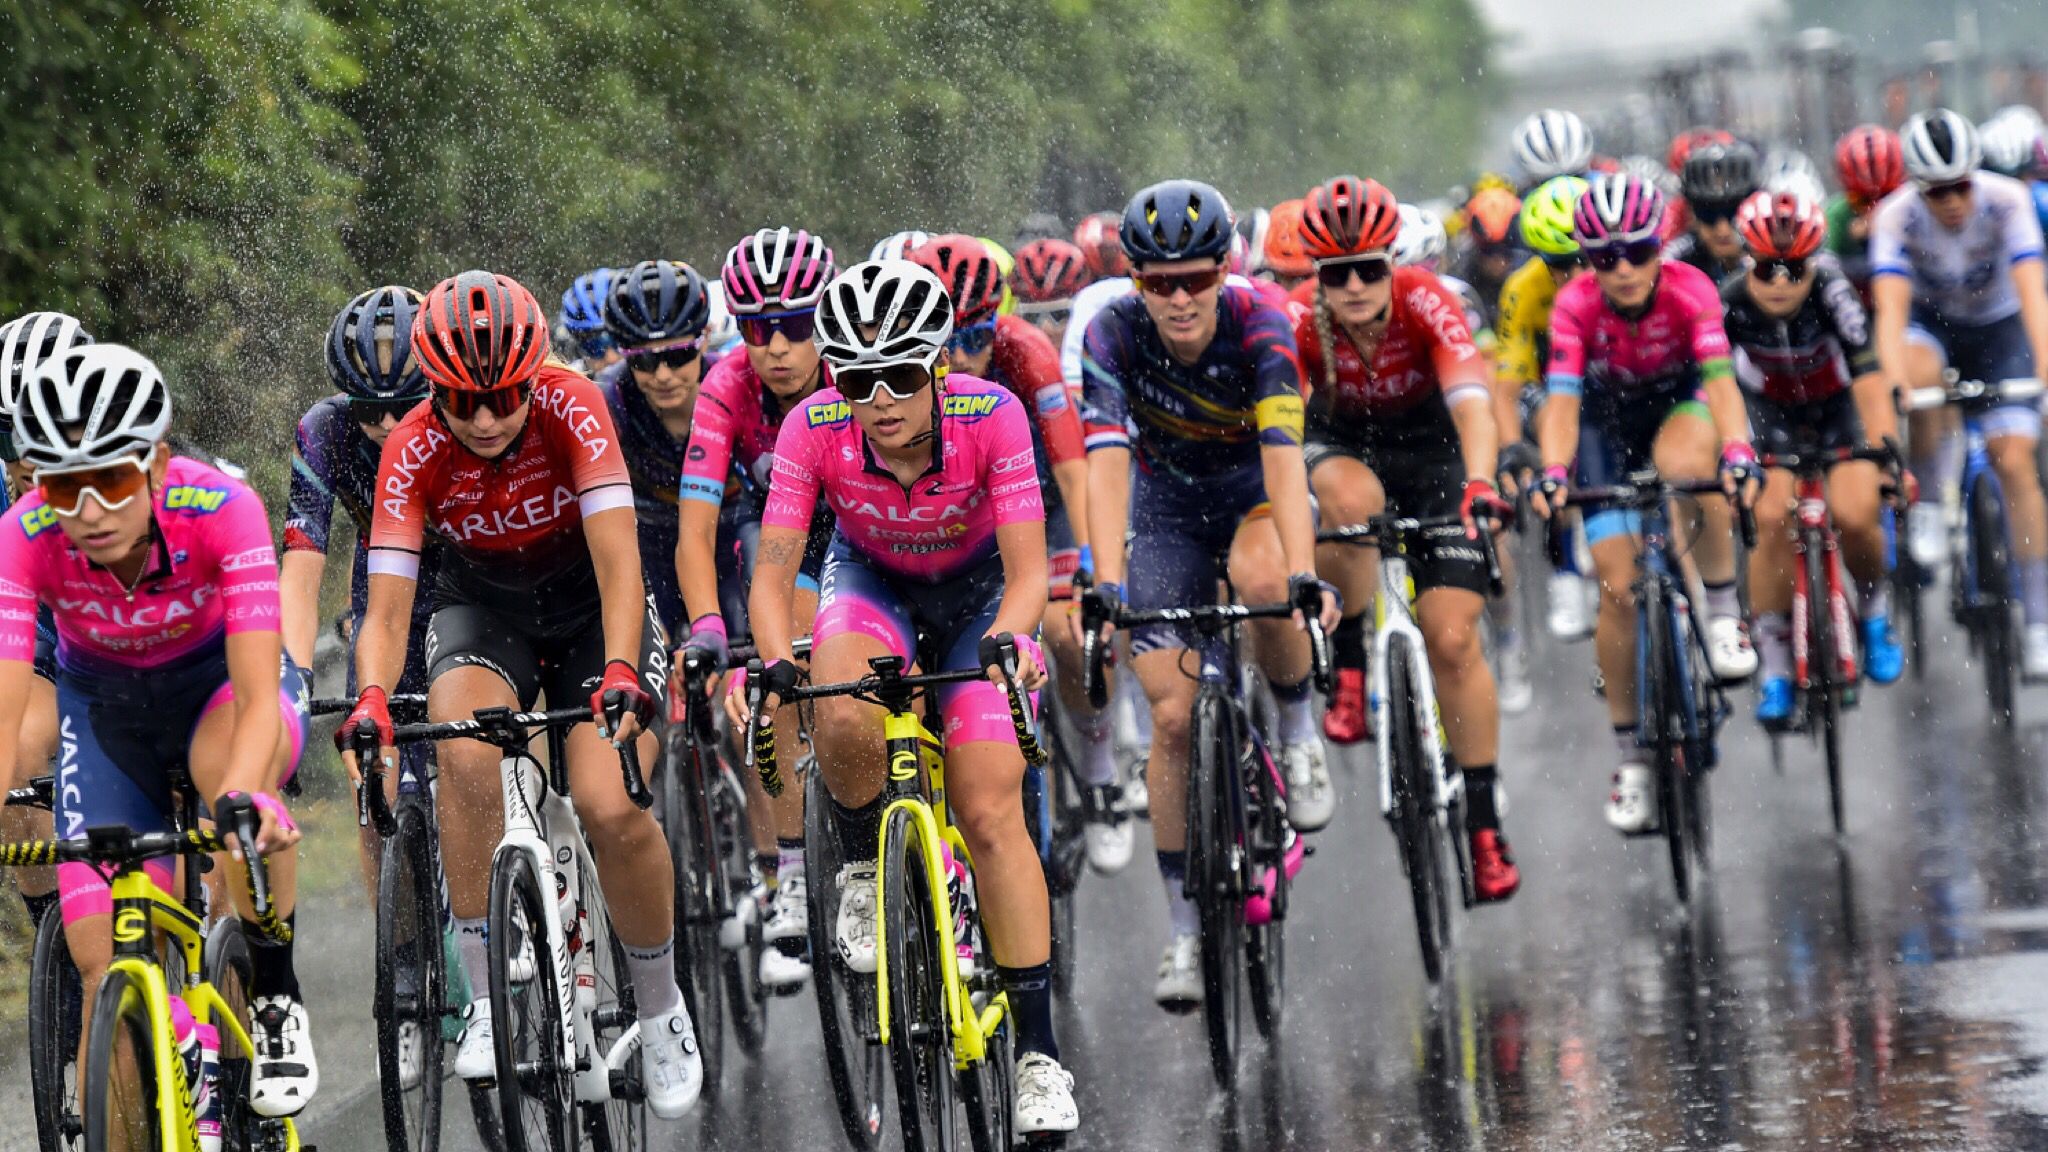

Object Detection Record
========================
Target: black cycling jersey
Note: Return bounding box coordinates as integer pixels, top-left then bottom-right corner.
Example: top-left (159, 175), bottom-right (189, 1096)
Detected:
top-left (1720, 257), bottom-right (1876, 407)
top-left (1666, 232), bottom-right (1745, 286)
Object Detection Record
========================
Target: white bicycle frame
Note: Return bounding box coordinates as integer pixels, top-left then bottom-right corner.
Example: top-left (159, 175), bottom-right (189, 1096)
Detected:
top-left (1370, 552), bottom-right (1461, 825)
top-left (494, 748), bottom-right (641, 1105)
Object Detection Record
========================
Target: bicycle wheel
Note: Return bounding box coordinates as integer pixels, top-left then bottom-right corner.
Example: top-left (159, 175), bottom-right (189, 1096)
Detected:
top-left (959, 1007), bottom-right (1013, 1152)
top-left (203, 919), bottom-right (262, 1152)
top-left (82, 967), bottom-right (162, 1152)
top-left (709, 766), bottom-right (768, 1056)
top-left (805, 768), bottom-right (886, 1150)
top-left (489, 851), bottom-right (576, 1152)
top-left (1892, 552), bottom-right (1925, 681)
top-left (1807, 544), bottom-right (1846, 837)
top-left (656, 733), bottom-right (724, 1095)
top-left (1188, 685), bottom-right (1243, 1088)
top-left (1048, 753), bottom-right (1086, 1002)
top-left (879, 806), bottom-right (955, 1152)
top-left (1969, 471), bottom-right (2018, 724)
top-left (30, 902), bottom-right (83, 1152)
top-left (579, 891), bottom-right (645, 1152)
top-left (1245, 739), bottom-right (1288, 1040)
top-left (1643, 583), bottom-right (1693, 903)
top-left (378, 803), bottom-right (447, 1152)
top-left (1384, 640), bottom-right (1448, 982)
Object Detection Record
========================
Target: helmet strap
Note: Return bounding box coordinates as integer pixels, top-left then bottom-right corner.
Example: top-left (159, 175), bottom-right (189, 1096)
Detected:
top-left (904, 363), bottom-right (946, 449)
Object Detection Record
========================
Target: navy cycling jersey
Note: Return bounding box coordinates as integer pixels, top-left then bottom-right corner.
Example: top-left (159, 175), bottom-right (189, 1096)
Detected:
top-left (1079, 284), bottom-right (1306, 482)
top-left (598, 357), bottom-right (719, 634)
top-left (284, 395), bottom-right (439, 622)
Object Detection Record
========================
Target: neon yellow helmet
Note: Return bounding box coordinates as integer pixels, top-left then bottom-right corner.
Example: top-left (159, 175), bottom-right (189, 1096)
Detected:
top-left (1519, 175), bottom-right (1590, 257)
top-left (978, 237), bottom-right (1018, 317)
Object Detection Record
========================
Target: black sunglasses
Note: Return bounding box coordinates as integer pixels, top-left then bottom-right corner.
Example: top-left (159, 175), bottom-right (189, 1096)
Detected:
top-left (435, 382), bottom-right (530, 421)
top-left (1314, 255), bottom-right (1394, 289)
top-left (738, 310), bottom-right (818, 347)
top-left (1749, 256), bottom-right (1811, 283)
top-left (1586, 238), bottom-right (1663, 271)
top-left (836, 363), bottom-right (932, 405)
top-left (349, 397), bottom-right (420, 425)
top-left (626, 341), bottom-right (703, 371)
top-left (1923, 180), bottom-right (1973, 202)
top-left (1689, 199), bottom-right (1745, 225)
top-left (947, 320), bottom-right (998, 356)
top-left (1540, 252), bottom-right (1587, 271)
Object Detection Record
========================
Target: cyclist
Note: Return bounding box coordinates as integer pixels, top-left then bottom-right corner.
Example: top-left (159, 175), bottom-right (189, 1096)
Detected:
top-left (1074, 211), bottom-right (1129, 282)
top-left (1453, 186), bottom-right (1525, 324)
top-left (0, 313), bottom-right (90, 957)
top-left (1870, 109), bottom-right (2048, 676)
top-left (1511, 108), bottom-right (1594, 191)
top-left (1827, 124), bottom-right (1909, 302)
top-left (737, 258), bottom-right (1079, 1136)
top-left (596, 258), bottom-right (714, 645)
top-left (684, 226), bottom-right (839, 991)
top-left (1263, 198), bottom-right (1314, 290)
top-left (1012, 237), bottom-right (1093, 348)
top-left (1291, 175), bottom-right (1523, 901)
top-left (341, 270), bottom-right (703, 1118)
top-left (560, 267), bottom-right (622, 373)
top-left (1722, 190), bottom-right (1903, 723)
top-left (1495, 175), bottom-right (1597, 642)
top-left (1669, 140), bottom-right (1762, 283)
top-left (907, 234), bottom-right (1131, 872)
top-left (0, 343), bottom-right (318, 1115)
top-left (1531, 175), bottom-right (1759, 834)
top-left (1077, 179), bottom-right (1340, 1006)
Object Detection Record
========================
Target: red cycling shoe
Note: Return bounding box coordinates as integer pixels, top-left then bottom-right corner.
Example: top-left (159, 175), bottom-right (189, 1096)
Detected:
top-left (1470, 828), bottom-right (1521, 903)
top-left (1322, 667), bottom-right (1371, 744)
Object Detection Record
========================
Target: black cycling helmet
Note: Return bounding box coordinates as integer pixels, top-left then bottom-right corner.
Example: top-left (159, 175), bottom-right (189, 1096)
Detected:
top-left (327, 286), bottom-right (428, 402)
top-left (604, 260), bottom-right (711, 347)
top-left (1681, 141), bottom-right (1760, 209)
top-left (1119, 179), bottom-right (1234, 265)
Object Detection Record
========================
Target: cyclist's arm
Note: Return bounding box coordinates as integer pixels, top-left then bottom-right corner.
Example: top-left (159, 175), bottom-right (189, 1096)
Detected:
top-left (0, 529), bottom-right (38, 786)
top-left (2011, 256), bottom-right (2048, 385)
top-left (1260, 441), bottom-right (1318, 575)
top-left (354, 573), bottom-right (417, 698)
top-left (0, 660), bottom-right (27, 789)
top-left (222, 629), bottom-right (285, 797)
top-left (748, 526), bottom-right (805, 665)
top-left (279, 425), bottom-right (337, 670)
top-left (678, 387), bottom-right (740, 628)
top-left (1539, 293), bottom-right (1587, 473)
top-left (677, 499), bottom-right (724, 629)
top-left (1538, 392), bottom-right (1580, 473)
top-left (1051, 458), bottom-right (1089, 553)
top-left (1870, 275), bottom-right (1912, 396)
top-left (1700, 358), bottom-right (1748, 448)
top-left (586, 505), bottom-right (647, 672)
top-left (993, 518), bottom-right (1051, 639)
top-left (278, 551), bottom-right (325, 670)
top-left (1449, 395), bottom-right (1499, 484)
top-left (1078, 314), bottom-right (1133, 587)
top-left (1085, 446), bottom-right (1131, 587)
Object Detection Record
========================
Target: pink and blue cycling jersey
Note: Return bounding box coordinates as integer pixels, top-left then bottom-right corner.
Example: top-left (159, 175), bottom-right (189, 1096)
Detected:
top-left (682, 352), bottom-right (813, 507)
top-left (1545, 259), bottom-right (1732, 399)
top-left (0, 456), bottom-right (283, 678)
top-left (764, 375), bottom-right (1044, 584)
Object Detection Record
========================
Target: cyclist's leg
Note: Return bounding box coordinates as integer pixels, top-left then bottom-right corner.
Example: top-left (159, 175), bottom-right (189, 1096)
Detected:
top-left (1655, 398), bottom-right (1754, 680)
top-left (1230, 508), bottom-right (1335, 830)
top-left (1577, 409), bottom-right (1652, 819)
top-left (1308, 444), bottom-right (1384, 741)
top-left (4, 649), bottom-right (58, 921)
top-left (1750, 467), bottom-right (1799, 708)
top-left (1964, 313), bottom-right (2048, 628)
top-left (1903, 318), bottom-right (1956, 563)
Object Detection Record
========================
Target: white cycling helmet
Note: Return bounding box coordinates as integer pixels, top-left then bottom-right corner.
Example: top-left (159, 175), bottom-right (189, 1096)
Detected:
top-left (15, 343), bottom-right (171, 473)
top-left (813, 260), bottom-right (954, 371)
top-left (1619, 154), bottom-right (1680, 199)
top-left (868, 230), bottom-right (935, 264)
top-left (0, 311), bottom-right (92, 423)
top-left (1392, 203), bottom-right (1448, 269)
top-left (1901, 108), bottom-right (1981, 184)
top-left (1979, 112), bottom-right (2041, 176)
top-left (1767, 169), bottom-right (1829, 208)
top-left (1762, 146), bottom-right (1823, 189)
top-left (1512, 109), bottom-right (1594, 182)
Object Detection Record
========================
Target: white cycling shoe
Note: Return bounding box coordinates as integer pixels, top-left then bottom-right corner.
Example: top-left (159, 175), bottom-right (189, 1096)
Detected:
top-left (1705, 615), bottom-right (1758, 682)
top-left (1013, 1052), bottom-right (1080, 1135)
top-left (1283, 742), bottom-right (1336, 832)
top-left (1908, 503), bottom-right (1948, 569)
top-left (1605, 764), bottom-right (1658, 835)
top-left (396, 1020), bottom-right (424, 1091)
top-left (640, 1008), bottom-right (704, 1120)
top-left (2025, 624), bottom-right (2048, 681)
top-left (454, 999), bottom-right (495, 1081)
top-left (835, 863), bottom-right (879, 974)
top-left (249, 995), bottom-right (318, 1118)
top-left (1153, 935), bottom-right (1202, 1009)
top-left (760, 873), bottom-right (812, 989)
top-left (1497, 642), bottom-right (1533, 714)
top-left (1084, 785), bottom-right (1134, 874)
top-left (1548, 572), bottom-right (1594, 640)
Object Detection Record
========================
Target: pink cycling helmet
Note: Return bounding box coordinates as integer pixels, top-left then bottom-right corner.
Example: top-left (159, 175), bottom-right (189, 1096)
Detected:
top-left (1573, 174), bottom-right (1666, 246)
top-left (721, 227), bottom-right (836, 315)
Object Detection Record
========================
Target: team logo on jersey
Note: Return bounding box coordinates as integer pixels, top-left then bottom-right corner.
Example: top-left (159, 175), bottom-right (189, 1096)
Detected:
top-left (1034, 385), bottom-right (1069, 417)
top-left (220, 546), bottom-right (276, 572)
top-left (163, 485), bottom-right (230, 513)
top-left (808, 401), bottom-right (851, 426)
top-left (20, 504), bottom-right (57, 539)
top-left (943, 393), bottom-right (1001, 419)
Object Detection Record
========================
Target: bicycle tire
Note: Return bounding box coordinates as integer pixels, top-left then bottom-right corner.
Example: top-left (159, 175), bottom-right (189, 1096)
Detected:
top-left (489, 850), bottom-right (576, 1152)
top-left (1807, 542), bottom-right (1847, 837)
top-left (1643, 582), bottom-right (1693, 903)
top-left (579, 891), bottom-right (645, 1152)
top-left (880, 807), bottom-right (955, 1152)
top-left (1678, 607), bottom-right (1716, 872)
top-left (82, 967), bottom-right (161, 1152)
top-left (1969, 471), bottom-right (2018, 724)
top-left (1189, 685), bottom-right (1243, 1089)
top-left (804, 768), bottom-right (886, 1151)
top-left (30, 901), bottom-right (82, 1152)
top-left (656, 732), bottom-right (724, 1094)
top-left (960, 1010), bottom-right (1014, 1152)
top-left (1892, 556), bottom-right (1925, 681)
top-left (1245, 735), bottom-right (1287, 1039)
top-left (203, 919), bottom-right (259, 1152)
top-left (1386, 639), bottom-right (1447, 982)
top-left (709, 767), bottom-right (768, 1056)
top-left (377, 803), bottom-right (448, 1152)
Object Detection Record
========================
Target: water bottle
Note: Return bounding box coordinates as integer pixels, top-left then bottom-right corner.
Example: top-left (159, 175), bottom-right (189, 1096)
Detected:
top-left (573, 903), bottom-right (597, 1012)
top-left (939, 845), bottom-right (976, 978)
top-left (169, 997), bottom-right (222, 1152)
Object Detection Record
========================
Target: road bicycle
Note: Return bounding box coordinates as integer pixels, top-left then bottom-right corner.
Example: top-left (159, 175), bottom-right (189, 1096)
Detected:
top-left (377, 703), bottom-right (652, 1152)
top-left (9, 774), bottom-right (83, 1152)
top-left (1079, 580), bottom-right (1328, 1089)
top-left (1904, 374), bottom-right (2047, 725)
top-left (746, 637), bottom-right (1043, 1151)
top-left (1569, 473), bottom-right (1749, 904)
top-left (0, 807), bottom-right (295, 1152)
top-left (1318, 514), bottom-right (1502, 983)
top-left (1753, 443), bottom-right (1901, 835)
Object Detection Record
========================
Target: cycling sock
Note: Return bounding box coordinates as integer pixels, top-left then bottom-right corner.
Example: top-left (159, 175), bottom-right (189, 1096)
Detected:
top-left (1757, 613), bottom-right (1792, 683)
top-left (999, 961), bottom-right (1059, 1060)
top-left (776, 839), bottom-right (806, 886)
top-left (623, 937), bottom-right (683, 1019)
top-left (243, 914), bottom-right (301, 1000)
top-left (1125, 676), bottom-right (1154, 746)
top-left (1076, 706), bottom-right (1118, 788)
top-left (454, 916), bottom-right (490, 997)
top-left (1333, 614), bottom-right (1369, 671)
top-left (1272, 677), bottom-right (1316, 746)
top-left (19, 889), bottom-right (55, 928)
top-left (2022, 557), bottom-right (2048, 626)
top-left (1614, 725), bottom-right (1639, 766)
top-left (1463, 765), bottom-right (1500, 829)
top-left (830, 794), bottom-right (885, 861)
top-left (1703, 580), bottom-right (1740, 621)
top-left (1155, 851), bottom-right (1200, 938)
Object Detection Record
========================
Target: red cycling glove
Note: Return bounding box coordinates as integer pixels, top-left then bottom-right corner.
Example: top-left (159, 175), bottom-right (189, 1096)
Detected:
top-left (1460, 477), bottom-right (1511, 538)
top-left (335, 685), bottom-right (394, 753)
top-left (591, 659), bottom-right (651, 739)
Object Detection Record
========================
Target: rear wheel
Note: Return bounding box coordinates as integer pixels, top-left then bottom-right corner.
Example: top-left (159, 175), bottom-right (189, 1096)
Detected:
top-left (489, 851), bottom-right (575, 1152)
top-left (377, 803), bottom-right (447, 1152)
top-left (1189, 687), bottom-right (1243, 1089)
top-left (30, 902), bottom-right (83, 1152)
top-left (709, 767), bottom-right (768, 1056)
top-left (1644, 584), bottom-right (1693, 904)
top-left (82, 967), bottom-right (161, 1152)
top-left (806, 768), bottom-right (886, 1150)
top-left (1970, 472), bottom-right (2017, 724)
top-left (880, 808), bottom-right (954, 1152)
top-left (1245, 737), bottom-right (1288, 1039)
top-left (1387, 640), bottom-right (1448, 982)
top-left (657, 733), bottom-right (724, 1096)
top-left (580, 893), bottom-right (645, 1152)
top-left (1805, 540), bottom-right (1847, 837)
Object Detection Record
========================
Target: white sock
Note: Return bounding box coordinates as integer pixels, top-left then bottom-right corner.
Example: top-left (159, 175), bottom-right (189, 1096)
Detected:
top-left (1077, 707), bottom-right (1118, 787)
top-left (623, 937), bottom-right (684, 1021)
top-left (1277, 694), bottom-right (1317, 747)
top-left (1703, 581), bottom-right (1740, 621)
top-left (454, 917), bottom-right (490, 999)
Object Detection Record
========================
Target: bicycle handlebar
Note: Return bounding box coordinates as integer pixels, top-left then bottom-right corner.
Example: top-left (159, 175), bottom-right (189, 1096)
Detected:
top-left (1569, 475), bottom-right (1758, 550)
top-left (1317, 512), bottom-right (1506, 597)
top-left (1903, 375), bottom-right (2045, 412)
top-left (311, 693), bottom-right (427, 719)
top-left (367, 704), bottom-right (649, 817)
top-left (0, 824), bottom-right (292, 942)
top-left (4, 775), bottom-right (54, 811)
top-left (1079, 596), bottom-right (1334, 707)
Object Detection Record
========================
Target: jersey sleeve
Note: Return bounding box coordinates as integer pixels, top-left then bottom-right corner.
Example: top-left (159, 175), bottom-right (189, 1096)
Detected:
top-left (1244, 294), bottom-right (1306, 447)
top-left (540, 369), bottom-right (637, 520)
top-left (983, 393), bottom-right (1045, 526)
top-left (1079, 307), bottom-right (1135, 453)
top-left (1409, 272), bottom-right (1491, 409)
top-left (682, 361), bottom-right (743, 508)
top-left (2001, 178), bottom-right (2046, 265)
top-left (1867, 196), bottom-right (1911, 281)
top-left (210, 483), bottom-right (284, 636)
top-left (1685, 275), bottom-right (1733, 371)
top-left (762, 404), bottom-right (825, 532)
top-left (367, 413), bottom-right (440, 581)
top-left (0, 503), bottom-right (42, 663)
top-left (1493, 265), bottom-right (1543, 387)
top-left (1545, 286), bottom-right (1590, 396)
top-left (283, 404), bottom-right (338, 555)
top-left (1818, 262), bottom-right (1878, 374)
top-left (995, 319), bottom-right (1085, 467)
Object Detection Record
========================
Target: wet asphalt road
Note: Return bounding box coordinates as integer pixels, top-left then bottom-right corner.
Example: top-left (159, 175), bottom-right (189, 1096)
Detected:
top-left (13, 606), bottom-right (2048, 1151)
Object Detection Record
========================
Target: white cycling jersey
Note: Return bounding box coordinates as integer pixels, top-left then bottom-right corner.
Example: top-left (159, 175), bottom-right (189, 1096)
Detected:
top-left (1059, 272), bottom-right (1265, 389)
top-left (1868, 171), bottom-right (2045, 327)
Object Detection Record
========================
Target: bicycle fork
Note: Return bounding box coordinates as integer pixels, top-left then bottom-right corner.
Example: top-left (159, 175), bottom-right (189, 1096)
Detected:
top-left (1791, 484), bottom-right (1859, 691)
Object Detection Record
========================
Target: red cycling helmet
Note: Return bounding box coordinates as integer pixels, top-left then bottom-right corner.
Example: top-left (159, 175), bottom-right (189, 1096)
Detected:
top-left (1736, 189), bottom-right (1827, 259)
top-left (909, 234), bottom-right (1005, 326)
top-left (1012, 239), bottom-right (1091, 304)
top-left (1297, 176), bottom-right (1402, 260)
top-left (1667, 127), bottom-right (1737, 176)
top-left (413, 270), bottom-right (551, 393)
top-left (1073, 212), bottom-right (1130, 279)
top-left (1834, 124), bottom-right (1907, 206)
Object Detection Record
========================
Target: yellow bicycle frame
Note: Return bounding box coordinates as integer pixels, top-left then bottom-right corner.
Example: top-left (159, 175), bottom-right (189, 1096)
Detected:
top-left (871, 708), bottom-right (1010, 1071)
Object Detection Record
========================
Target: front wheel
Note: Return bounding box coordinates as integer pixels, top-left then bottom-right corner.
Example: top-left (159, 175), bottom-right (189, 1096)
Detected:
top-left (579, 892), bottom-right (645, 1152)
top-left (709, 768), bottom-right (768, 1056)
top-left (805, 767), bottom-right (886, 1151)
top-left (1244, 739), bottom-right (1288, 1039)
top-left (657, 732), bottom-right (724, 1096)
top-left (879, 807), bottom-right (955, 1152)
top-left (1644, 585), bottom-right (1695, 903)
top-left (1386, 640), bottom-right (1450, 982)
top-left (489, 851), bottom-right (575, 1152)
top-left (82, 967), bottom-right (162, 1152)
top-left (1189, 687), bottom-right (1243, 1089)
top-left (377, 803), bottom-right (447, 1152)
top-left (1969, 471), bottom-right (2018, 724)
top-left (1808, 544), bottom-right (1847, 837)
top-left (30, 902), bottom-right (84, 1152)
